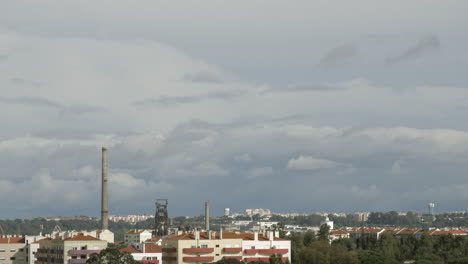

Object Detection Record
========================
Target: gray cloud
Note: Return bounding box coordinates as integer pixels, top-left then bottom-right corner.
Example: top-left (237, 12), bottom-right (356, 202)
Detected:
top-left (0, 96), bottom-right (62, 108)
top-left (318, 44), bottom-right (359, 69)
top-left (262, 83), bottom-right (345, 95)
top-left (183, 71), bottom-right (225, 83)
top-left (0, 54), bottom-right (8, 62)
top-left (0, 96), bottom-right (105, 116)
top-left (10, 77), bottom-right (42, 87)
top-left (386, 35), bottom-right (441, 65)
top-left (134, 90), bottom-right (244, 108)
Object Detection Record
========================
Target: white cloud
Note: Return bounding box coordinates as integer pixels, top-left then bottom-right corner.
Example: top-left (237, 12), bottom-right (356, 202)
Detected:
top-left (350, 185), bottom-right (380, 199)
top-left (175, 162), bottom-right (229, 178)
top-left (287, 156), bottom-right (341, 170)
top-left (247, 167), bottom-right (273, 179)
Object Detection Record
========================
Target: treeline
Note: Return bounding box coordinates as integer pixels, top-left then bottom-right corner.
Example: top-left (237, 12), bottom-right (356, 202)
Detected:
top-left (267, 211), bottom-right (468, 228)
top-left (0, 218), bottom-right (155, 241)
top-left (289, 231), bottom-right (468, 264)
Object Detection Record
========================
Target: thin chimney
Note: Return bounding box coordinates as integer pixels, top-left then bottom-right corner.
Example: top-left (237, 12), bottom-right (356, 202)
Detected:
top-left (205, 202), bottom-right (210, 231)
top-left (101, 147), bottom-right (109, 230)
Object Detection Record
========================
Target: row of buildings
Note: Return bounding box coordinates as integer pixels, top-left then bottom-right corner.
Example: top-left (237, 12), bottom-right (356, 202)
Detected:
top-left (0, 229), bottom-right (290, 264)
top-left (108, 215), bottom-right (154, 224)
top-left (328, 227), bottom-right (468, 241)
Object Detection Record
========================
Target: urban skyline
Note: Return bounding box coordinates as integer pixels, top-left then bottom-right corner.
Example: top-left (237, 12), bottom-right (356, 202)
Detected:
top-left (1, 1), bottom-right (468, 219)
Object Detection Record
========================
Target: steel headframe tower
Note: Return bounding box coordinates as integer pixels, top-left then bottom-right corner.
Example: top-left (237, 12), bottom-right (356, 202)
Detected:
top-left (154, 199), bottom-right (169, 236)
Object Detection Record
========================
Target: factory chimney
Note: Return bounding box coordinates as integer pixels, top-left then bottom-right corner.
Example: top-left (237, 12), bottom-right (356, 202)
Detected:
top-left (205, 201), bottom-right (210, 231)
top-left (101, 147), bottom-right (109, 230)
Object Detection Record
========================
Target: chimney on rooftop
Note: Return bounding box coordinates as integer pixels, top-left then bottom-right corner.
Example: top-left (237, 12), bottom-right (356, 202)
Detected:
top-left (205, 202), bottom-right (210, 231)
top-left (101, 147), bottom-right (109, 230)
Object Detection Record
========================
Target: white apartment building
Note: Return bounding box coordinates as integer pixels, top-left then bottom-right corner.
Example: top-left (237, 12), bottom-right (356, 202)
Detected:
top-left (109, 215), bottom-right (153, 224)
top-left (0, 237), bottom-right (27, 264)
top-left (245, 209), bottom-right (271, 217)
top-left (35, 234), bottom-right (108, 264)
top-left (51, 230), bottom-right (113, 244)
top-left (125, 230), bottom-right (153, 244)
top-left (120, 244), bottom-right (162, 264)
top-left (162, 231), bottom-right (290, 263)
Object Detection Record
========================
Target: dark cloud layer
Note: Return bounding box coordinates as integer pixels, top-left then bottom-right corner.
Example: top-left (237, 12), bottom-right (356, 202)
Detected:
top-left (386, 35), bottom-right (441, 65)
top-left (318, 44), bottom-right (359, 69)
top-left (0, 1), bottom-right (467, 219)
top-left (134, 91), bottom-right (244, 108)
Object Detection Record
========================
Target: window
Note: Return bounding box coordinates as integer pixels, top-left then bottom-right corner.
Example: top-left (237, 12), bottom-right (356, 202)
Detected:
top-left (10, 249), bottom-right (16, 252)
top-left (10, 257), bottom-right (15, 260)
top-left (201, 245), bottom-right (208, 248)
top-left (0, 249), bottom-right (5, 252)
top-left (216, 245), bottom-right (220, 248)
top-left (251, 246), bottom-right (255, 249)
top-left (216, 254), bottom-right (219, 256)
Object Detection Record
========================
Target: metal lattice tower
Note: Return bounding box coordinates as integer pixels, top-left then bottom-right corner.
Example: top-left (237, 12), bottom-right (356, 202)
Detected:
top-left (154, 199), bottom-right (169, 236)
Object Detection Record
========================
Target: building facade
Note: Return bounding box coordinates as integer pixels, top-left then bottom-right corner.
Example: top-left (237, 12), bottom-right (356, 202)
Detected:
top-left (0, 237), bottom-right (27, 264)
top-left (35, 234), bottom-right (108, 264)
top-left (120, 244), bottom-right (162, 264)
top-left (125, 230), bottom-right (153, 245)
top-left (162, 231), bottom-right (290, 263)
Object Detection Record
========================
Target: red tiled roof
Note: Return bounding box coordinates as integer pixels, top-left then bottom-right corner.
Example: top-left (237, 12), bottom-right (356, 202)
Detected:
top-left (331, 230), bottom-right (349, 235)
top-left (167, 232), bottom-right (287, 241)
top-left (145, 237), bottom-right (161, 242)
top-left (0, 237), bottom-right (26, 244)
top-left (33, 237), bottom-right (52, 244)
top-left (126, 229), bottom-right (154, 235)
top-left (353, 228), bottom-right (385, 233)
top-left (64, 234), bottom-right (102, 241)
top-left (120, 246), bottom-right (141, 254)
top-left (431, 230), bottom-right (468, 235)
top-left (145, 244), bottom-right (162, 253)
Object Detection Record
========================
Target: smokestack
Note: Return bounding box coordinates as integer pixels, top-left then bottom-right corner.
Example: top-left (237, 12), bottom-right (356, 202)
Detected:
top-left (101, 147), bottom-right (109, 230)
top-left (205, 202), bottom-right (210, 231)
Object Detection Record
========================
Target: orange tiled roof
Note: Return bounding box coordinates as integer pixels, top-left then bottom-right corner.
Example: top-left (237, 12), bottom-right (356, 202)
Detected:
top-left (0, 237), bottom-right (26, 244)
top-left (120, 246), bottom-right (141, 254)
top-left (331, 230), bottom-right (349, 235)
top-left (431, 230), bottom-right (468, 235)
top-left (126, 230), bottom-right (152, 235)
top-left (353, 228), bottom-right (385, 233)
top-left (145, 237), bottom-right (161, 242)
top-left (167, 232), bottom-right (287, 241)
top-left (145, 244), bottom-right (162, 253)
top-left (33, 237), bottom-right (52, 244)
top-left (64, 234), bottom-right (101, 241)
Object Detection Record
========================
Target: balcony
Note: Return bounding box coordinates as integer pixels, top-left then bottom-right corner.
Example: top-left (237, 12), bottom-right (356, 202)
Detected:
top-left (69, 259), bottom-right (88, 264)
top-left (162, 248), bottom-right (177, 253)
top-left (245, 257), bottom-right (288, 263)
top-left (223, 248), bottom-right (242, 253)
top-left (183, 248), bottom-right (214, 254)
top-left (258, 249), bottom-right (289, 255)
top-left (183, 256), bottom-right (215, 262)
top-left (69, 250), bottom-right (101, 255)
top-left (162, 256), bottom-right (177, 261)
top-left (244, 249), bottom-right (259, 254)
top-left (223, 256), bottom-right (243, 260)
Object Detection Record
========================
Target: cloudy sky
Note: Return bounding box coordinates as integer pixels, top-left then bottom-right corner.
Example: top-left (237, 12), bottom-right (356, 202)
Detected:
top-left (1, 1), bottom-right (468, 219)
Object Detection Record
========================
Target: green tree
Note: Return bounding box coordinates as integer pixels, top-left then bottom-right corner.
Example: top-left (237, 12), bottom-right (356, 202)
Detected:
top-left (87, 248), bottom-right (138, 264)
top-left (318, 224), bottom-right (330, 242)
top-left (357, 250), bottom-right (385, 264)
top-left (303, 230), bottom-right (316, 247)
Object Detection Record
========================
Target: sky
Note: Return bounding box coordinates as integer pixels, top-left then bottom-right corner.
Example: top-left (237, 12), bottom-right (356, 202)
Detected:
top-left (1, 0), bottom-right (468, 219)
